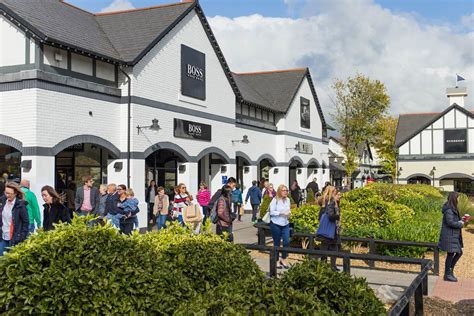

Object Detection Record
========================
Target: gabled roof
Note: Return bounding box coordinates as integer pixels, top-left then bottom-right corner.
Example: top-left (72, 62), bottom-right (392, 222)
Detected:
top-left (395, 104), bottom-right (474, 147)
top-left (232, 68), bottom-right (327, 128)
top-left (0, 0), bottom-right (195, 64)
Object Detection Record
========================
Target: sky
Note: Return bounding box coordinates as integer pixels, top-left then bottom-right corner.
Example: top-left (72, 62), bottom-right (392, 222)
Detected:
top-left (66, 0), bottom-right (474, 117)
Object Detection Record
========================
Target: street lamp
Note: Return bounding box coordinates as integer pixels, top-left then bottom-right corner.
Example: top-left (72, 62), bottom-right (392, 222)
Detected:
top-left (232, 135), bottom-right (249, 144)
top-left (137, 118), bottom-right (161, 135)
top-left (429, 166), bottom-right (436, 187)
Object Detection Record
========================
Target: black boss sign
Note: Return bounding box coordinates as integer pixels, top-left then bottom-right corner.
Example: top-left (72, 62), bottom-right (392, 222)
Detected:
top-left (181, 45), bottom-right (206, 100)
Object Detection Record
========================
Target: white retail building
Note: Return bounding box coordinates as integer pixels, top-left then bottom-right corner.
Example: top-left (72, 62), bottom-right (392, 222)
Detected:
top-left (0, 0), bottom-right (331, 229)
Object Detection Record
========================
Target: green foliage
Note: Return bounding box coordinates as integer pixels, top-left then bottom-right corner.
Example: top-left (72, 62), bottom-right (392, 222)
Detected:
top-left (373, 116), bottom-right (398, 182)
top-left (0, 218), bottom-right (194, 315)
top-left (279, 260), bottom-right (386, 315)
top-left (340, 194), bottom-right (414, 230)
top-left (137, 224), bottom-right (264, 292)
top-left (331, 74), bottom-right (390, 187)
top-left (290, 204), bottom-right (320, 233)
top-left (0, 219), bottom-right (386, 314)
top-left (458, 193), bottom-right (474, 216)
top-left (340, 183), bottom-right (444, 257)
top-left (306, 188), bottom-right (316, 204)
top-left (258, 195), bottom-right (272, 219)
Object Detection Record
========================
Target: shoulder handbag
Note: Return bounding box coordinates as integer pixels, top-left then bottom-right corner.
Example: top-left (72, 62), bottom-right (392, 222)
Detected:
top-left (262, 199), bottom-right (277, 224)
top-left (316, 207), bottom-right (336, 239)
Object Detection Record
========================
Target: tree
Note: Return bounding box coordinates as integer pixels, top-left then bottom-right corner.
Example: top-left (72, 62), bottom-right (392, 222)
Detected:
top-left (331, 74), bottom-right (390, 188)
top-left (373, 116), bottom-right (398, 183)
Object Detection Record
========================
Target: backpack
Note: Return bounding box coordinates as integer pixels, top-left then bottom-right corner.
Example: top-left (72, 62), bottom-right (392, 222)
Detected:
top-left (210, 197), bottom-right (221, 224)
top-left (207, 189), bottom-right (222, 211)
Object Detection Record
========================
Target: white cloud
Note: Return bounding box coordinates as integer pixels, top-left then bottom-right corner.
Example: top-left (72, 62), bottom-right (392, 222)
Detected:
top-left (100, 0), bottom-right (135, 13)
top-left (209, 0), bottom-right (474, 118)
top-left (461, 13), bottom-right (474, 31)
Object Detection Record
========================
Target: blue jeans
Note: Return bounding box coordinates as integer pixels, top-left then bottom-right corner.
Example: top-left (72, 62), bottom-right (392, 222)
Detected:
top-left (157, 214), bottom-right (167, 230)
top-left (0, 239), bottom-right (10, 256)
top-left (78, 210), bottom-right (92, 217)
top-left (28, 223), bottom-right (35, 234)
top-left (106, 213), bottom-right (121, 228)
top-left (270, 222), bottom-right (290, 260)
top-left (177, 214), bottom-right (184, 226)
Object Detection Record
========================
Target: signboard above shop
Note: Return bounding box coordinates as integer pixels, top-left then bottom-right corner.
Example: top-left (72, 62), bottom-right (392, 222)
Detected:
top-left (297, 141), bottom-right (313, 154)
top-left (174, 118), bottom-right (211, 141)
top-left (444, 129), bottom-right (467, 153)
top-left (181, 44), bottom-right (206, 100)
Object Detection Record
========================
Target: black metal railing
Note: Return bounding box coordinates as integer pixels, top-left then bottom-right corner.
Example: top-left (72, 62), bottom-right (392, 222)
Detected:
top-left (254, 223), bottom-right (439, 275)
top-left (242, 243), bottom-right (432, 316)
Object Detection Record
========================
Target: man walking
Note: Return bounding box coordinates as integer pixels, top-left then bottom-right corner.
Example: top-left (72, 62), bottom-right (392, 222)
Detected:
top-left (306, 178), bottom-right (319, 197)
top-left (20, 180), bottom-right (41, 234)
top-left (245, 180), bottom-right (262, 224)
top-left (75, 176), bottom-right (99, 216)
top-left (105, 183), bottom-right (121, 228)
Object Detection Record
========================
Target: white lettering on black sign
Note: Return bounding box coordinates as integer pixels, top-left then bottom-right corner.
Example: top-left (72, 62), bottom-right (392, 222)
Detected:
top-left (186, 64), bottom-right (204, 81)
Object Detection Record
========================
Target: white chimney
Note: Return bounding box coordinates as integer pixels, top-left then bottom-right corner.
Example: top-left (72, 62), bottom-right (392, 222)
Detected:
top-left (446, 87), bottom-right (467, 107)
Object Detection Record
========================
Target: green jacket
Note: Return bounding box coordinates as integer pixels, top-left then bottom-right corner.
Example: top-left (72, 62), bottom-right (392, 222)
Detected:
top-left (20, 186), bottom-right (41, 226)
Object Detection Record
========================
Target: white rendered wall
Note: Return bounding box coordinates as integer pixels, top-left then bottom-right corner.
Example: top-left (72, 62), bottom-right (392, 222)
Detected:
top-left (43, 45), bottom-right (68, 69)
top-left (0, 16), bottom-right (25, 67)
top-left (277, 77), bottom-right (323, 139)
top-left (421, 130), bottom-right (432, 155)
top-left (433, 130), bottom-right (444, 154)
top-left (96, 60), bottom-right (115, 81)
top-left (71, 53), bottom-right (93, 76)
top-left (131, 11), bottom-right (235, 120)
top-left (469, 129), bottom-right (474, 153)
top-left (444, 109), bottom-right (455, 128)
top-left (456, 110), bottom-right (467, 128)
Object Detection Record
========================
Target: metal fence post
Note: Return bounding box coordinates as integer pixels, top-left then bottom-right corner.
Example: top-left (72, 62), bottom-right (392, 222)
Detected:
top-left (343, 256), bottom-right (351, 274)
top-left (258, 226), bottom-right (265, 246)
top-left (421, 264), bottom-right (428, 296)
top-left (308, 236), bottom-right (316, 260)
top-left (433, 247), bottom-right (439, 275)
top-left (368, 239), bottom-right (376, 268)
top-left (269, 247), bottom-right (278, 277)
top-left (400, 301), bottom-right (410, 316)
top-left (414, 283), bottom-right (424, 316)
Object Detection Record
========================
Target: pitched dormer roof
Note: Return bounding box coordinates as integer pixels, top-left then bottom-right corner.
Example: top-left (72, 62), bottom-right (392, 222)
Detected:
top-left (232, 68), bottom-right (327, 128)
top-left (395, 104), bottom-right (474, 147)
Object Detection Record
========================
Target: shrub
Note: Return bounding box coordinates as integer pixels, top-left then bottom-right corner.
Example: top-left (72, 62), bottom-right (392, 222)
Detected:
top-left (137, 224), bottom-right (264, 292)
top-left (0, 218), bottom-right (194, 315)
top-left (340, 196), bottom-right (414, 230)
top-left (395, 194), bottom-right (444, 214)
top-left (306, 188), bottom-right (316, 204)
top-left (279, 260), bottom-right (385, 315)
top-left (290, 204), bottom-right (320, 233)
top-left (258, 195), bottom-right (272, 219)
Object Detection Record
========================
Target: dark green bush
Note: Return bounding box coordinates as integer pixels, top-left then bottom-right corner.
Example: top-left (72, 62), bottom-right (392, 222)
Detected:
top-left (306, 188), bottom-right (316, 204)
top-left (279, 260), bottom-right (386, 315)
top-left (138, 225), bottom-right (264, 292)
top-left (0, 218), bottom-right (194, 315)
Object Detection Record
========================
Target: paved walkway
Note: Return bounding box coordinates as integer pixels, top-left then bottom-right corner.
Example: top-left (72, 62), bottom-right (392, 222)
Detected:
top-left (431, 278), bottom-right (474, 303)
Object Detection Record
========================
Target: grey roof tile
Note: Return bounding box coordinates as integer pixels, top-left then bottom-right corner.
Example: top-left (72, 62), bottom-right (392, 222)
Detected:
top-left (232, 69), bottom-right (307, 113)
top-left (0, 0), bottom-right (194, 63)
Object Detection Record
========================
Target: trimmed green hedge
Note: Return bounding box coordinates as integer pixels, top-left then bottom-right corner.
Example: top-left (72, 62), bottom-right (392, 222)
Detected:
top-left (0, 219), bottom-right (385, 314)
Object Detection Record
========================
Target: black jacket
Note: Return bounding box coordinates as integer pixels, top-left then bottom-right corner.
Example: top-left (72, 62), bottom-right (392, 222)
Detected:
top-left (0, 197), bottom-right (29, 246)
top-left (43, 202), bottom-right (71, 231)
top-left (105, 192), bottom-right (121, 215)
top-left (306, 181), bottom-right (319, 195)
top-left (438, 204), bottom-right (464, 253)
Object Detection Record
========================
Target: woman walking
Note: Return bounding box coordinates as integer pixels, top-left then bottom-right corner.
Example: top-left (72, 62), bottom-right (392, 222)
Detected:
top-left (232, 184), bottom-right (243, 222)
top-left (438, 192), bottom-right (468, 282)
top-left (41, 185), bottom-right (71, 231)
top-left (196, 182), bottom-right (211, 224)
top-left (216, 186), bottom-right (233, 242)
top-left (269, 184), bottom-right (291, 269)
top-left (290, 180), bottom-right (301, 207)
top-left (146, 180), bottom-right (158, 225)
top-left (0, 182), bottom-right (29, 255)
top-left (153, 186), bottom-right (170, 230)
top-left (317, 186), bottom-right (341, 271)
top-left (173, 183), bottom-right (192, 225)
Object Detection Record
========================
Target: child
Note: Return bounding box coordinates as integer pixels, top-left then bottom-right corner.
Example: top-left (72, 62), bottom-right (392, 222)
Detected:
top-left (117, 189), bottom-right (140, 232)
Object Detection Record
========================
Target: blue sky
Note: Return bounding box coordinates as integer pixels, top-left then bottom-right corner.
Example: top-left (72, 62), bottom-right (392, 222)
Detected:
top-left (68, 0), bottom-right (473, 28)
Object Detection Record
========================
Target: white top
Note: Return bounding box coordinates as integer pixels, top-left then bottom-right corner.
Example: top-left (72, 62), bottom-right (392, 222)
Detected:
top-left (269, 197), bottom-right (291, 226)
top-left (149, 189), bottom-right (156, 204)
top-left (2, 199), bottom-right (15, 241)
